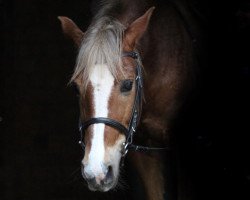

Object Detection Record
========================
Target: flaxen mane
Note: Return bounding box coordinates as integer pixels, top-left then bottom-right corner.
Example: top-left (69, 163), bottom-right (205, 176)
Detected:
top-left (71, 1), bottom-right (125, 89)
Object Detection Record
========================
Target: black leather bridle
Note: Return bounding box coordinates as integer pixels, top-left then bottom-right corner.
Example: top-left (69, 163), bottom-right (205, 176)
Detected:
top-left (78, 51), bottom-right (167, 159)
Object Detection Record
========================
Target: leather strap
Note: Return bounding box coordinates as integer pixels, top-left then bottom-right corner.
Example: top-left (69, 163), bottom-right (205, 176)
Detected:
top-left (129, 144), bottom-right (169, 153)
top-left (81, 117), bottom-right (129, 136)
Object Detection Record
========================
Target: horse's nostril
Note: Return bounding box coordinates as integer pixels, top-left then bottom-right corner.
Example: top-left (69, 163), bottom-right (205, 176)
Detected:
top-left (107, 166), bottom-right (113, 178)
top-left (104, 165), bottom-right (113, 184)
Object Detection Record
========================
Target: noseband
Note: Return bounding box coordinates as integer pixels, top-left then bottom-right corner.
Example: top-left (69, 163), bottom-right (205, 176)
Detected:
top-left (78, 51), bottom-right (167, 159)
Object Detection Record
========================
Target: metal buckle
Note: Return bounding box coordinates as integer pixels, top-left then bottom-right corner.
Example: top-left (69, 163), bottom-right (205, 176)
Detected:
top-left (78, 140), bottom-right (85, 150)
top-left (121, 142), bottom-right (129, 157)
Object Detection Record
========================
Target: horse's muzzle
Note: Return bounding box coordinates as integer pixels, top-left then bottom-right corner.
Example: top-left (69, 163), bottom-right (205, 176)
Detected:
top-left (81, 164), bottom-right (114, 191)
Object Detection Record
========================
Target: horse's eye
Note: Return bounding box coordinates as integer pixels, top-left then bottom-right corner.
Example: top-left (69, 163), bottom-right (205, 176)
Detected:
top-left (120, 80), bottom-right (133, 93)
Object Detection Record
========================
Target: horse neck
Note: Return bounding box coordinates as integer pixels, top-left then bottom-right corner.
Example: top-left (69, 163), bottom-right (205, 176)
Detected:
top-left (118, 0), bottom-right (152, 25)
top-left (92, 0), bottom-right (153, 26)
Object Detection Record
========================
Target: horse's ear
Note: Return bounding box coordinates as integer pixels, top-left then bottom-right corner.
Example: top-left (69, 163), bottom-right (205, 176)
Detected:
top-left (124, 7), bottom-right (155, 50)
top-left (58, 16), bottom-right (84, 47)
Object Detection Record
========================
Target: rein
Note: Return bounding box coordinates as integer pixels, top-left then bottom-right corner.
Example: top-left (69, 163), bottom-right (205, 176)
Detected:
top-left (78, 51), bottom-right (168, 158)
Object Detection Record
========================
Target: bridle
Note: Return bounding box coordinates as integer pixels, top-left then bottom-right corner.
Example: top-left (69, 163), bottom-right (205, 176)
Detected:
top-left (78, 51), bottom-right (167, 159)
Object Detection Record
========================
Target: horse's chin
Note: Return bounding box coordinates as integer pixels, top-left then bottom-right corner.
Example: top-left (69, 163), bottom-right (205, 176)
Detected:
top-left (87, 178), bottom-right (118, 192)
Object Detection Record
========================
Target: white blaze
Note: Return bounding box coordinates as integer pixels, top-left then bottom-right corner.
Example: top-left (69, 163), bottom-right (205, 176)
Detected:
top-left (84, 64), bottom-right (114, 178)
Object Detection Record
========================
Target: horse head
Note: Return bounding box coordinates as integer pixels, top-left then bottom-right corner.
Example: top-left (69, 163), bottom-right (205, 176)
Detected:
top-left (59, 7), bottom-right (155, 191)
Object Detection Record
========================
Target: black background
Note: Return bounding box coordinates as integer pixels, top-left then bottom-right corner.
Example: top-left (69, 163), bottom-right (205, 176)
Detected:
top-left (1, 0), bottom-right (249, 199)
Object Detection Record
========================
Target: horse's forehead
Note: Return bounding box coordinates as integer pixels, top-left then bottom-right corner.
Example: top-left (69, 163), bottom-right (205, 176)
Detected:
top-left (89, 64), bottom-right (114, 85)
top-left (89, 64), bottom-right (115, 116)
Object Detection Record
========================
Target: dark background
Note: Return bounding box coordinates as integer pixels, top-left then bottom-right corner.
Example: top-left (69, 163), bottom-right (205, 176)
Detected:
top-left (1, 0), bottom-right (249, 199)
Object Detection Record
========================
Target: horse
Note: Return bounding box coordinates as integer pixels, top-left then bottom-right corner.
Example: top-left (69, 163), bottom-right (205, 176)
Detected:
top-left (58, 0), bottom-right (199, 199)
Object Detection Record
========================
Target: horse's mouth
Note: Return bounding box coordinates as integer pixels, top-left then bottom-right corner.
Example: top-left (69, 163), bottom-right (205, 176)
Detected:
top-left (87, 180), bottom-right (117, 192)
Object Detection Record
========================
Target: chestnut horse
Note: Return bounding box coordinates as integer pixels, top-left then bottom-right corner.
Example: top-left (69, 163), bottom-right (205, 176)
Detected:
top-left (59, 0), bottom-right (199, 199)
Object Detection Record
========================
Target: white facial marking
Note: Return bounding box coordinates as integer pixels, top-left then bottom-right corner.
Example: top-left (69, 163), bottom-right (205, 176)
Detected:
top-left (84, 64), bottom-right (114, 178)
